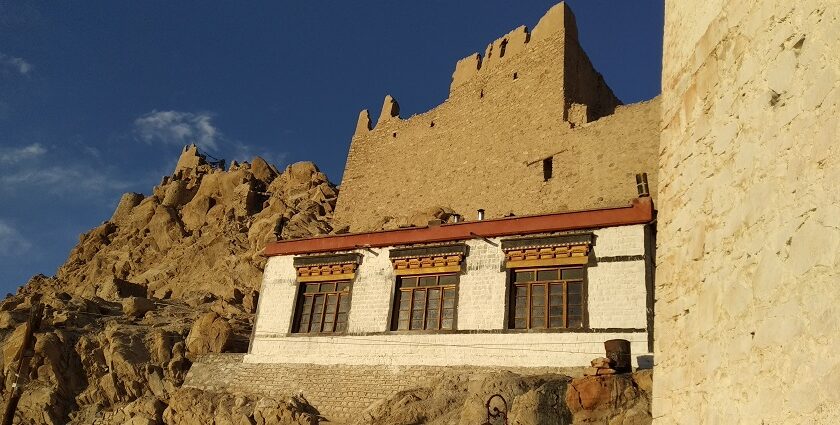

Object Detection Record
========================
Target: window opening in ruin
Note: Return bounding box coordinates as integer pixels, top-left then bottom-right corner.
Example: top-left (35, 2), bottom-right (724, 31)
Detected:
top-left (513, 72), bottom-right (518, 80)
top-left (392, 273), bottom-right (458, 331)
top-left (543, 157), bottom-right (553, 181)
top-left (499, 39), bottom-right (508, 58)
top-left (480, 89), bottom-right (484, 98)
top-left (430, 121), bottom-right (435, 128)
top-left (392, 132), bottom-right (397, 138)
top-left (509, 266), bottom-right (585, 330)
top-left (292, 280), bottom-right (352, 334)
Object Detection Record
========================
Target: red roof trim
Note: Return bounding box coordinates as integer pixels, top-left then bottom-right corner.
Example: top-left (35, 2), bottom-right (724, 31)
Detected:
top-left (263, 197), bottom-right (653, 257)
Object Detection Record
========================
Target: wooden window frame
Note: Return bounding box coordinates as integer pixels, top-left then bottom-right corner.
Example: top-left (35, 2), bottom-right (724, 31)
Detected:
top-left (390, 273), bottom-right (458, 332)
top-left (508, 266), bottom-right (587, 330)
top-left (291, 280), bottom-right (352, 335)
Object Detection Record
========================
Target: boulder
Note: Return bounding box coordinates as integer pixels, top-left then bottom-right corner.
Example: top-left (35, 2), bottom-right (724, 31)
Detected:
top-left (122, 297), bottom-right (156, 317)
top-left (186, 312), bottom-right (233, 355)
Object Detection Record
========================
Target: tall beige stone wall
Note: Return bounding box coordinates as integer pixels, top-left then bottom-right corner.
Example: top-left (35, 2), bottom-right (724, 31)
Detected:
top-left (333, 2), bottom-right (659, 232)
top-left (655, 0), bottom-right (840, 423)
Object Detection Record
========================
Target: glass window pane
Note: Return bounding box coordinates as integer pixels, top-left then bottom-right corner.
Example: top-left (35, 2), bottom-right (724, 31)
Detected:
top-left (513, 318), bottom-right (526, 329)
top-left (531, 317), bottom-right (545, 328)
top-left (567, 282), bottom-right (582, 294)
top-left (427, 310), bottom-right (440, 329)
top-left (514, 271), bottom-right (534, 282)
top-left (398, 319), bottom-right (409, 330)
top-left (339, 296), bottom-right (351, 313)
top-left (441, 318), bottom-right (454, 330)
top-left (442, 309), bottom-right (455, 319)
top-left (537, 269), bottom-right (559, 281)
top-left (428, 288), bottom-right (440, 300)
top-left (411, 318), bottom-right (424, 330)
top-left (549, 317), bottom-right (565, 328)
top-left (443, 289), bottom-right (456, 308)
top-left (337, 282), bottom-right (350, 291)
top-left (304, 284), bottom-right (320, 293)
top-left (419, 276), bottom-right (437, 286)
top-left (562, 268), bottom-right (585, 280)
top-left (513, 285), bottom-right (526, 297)
top-left (515, 305), bottom-right (526, 317)
top-left (568, 305), bottom-right (582, 317)
top-left (567, 317), bottom-right (583, 328)
top-left (439, 274), bottom-right (458, 286)
top-left (549, 306), bottom-right (564, 316)
top-left (298, 315), bottom-right (310, 333)
top-left (335, 321), bottom-right (347, 332)
top-left (323, 322), bottom-right (334, 332)
top-left (413, 290), bottom-right (426, 307)
top-left (400, 277), bottom-right (417, 287)
top-left (567, 293), bottom-right (581, 305)
top-left (326, 294), bottom-right (338, 307)
top-left (399, 297), bottom-right (411, 311)
top-left (531, 284), bottom-right (545, 296)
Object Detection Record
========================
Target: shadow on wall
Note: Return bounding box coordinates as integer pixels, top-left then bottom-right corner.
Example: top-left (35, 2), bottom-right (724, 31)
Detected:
top-left (636, 354), bottom-right (653, 370)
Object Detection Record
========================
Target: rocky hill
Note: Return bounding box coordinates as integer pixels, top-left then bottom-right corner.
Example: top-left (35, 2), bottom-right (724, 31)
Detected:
top-left (0, 145), bottom-right (338, 424)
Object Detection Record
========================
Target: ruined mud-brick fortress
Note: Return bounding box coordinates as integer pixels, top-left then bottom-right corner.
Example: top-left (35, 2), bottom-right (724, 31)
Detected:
top-left (185, 1), bottom-right (840, 423)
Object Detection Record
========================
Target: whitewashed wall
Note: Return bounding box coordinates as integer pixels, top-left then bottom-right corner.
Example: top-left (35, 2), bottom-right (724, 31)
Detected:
top-left (248, 224), bottom-right (651, 367)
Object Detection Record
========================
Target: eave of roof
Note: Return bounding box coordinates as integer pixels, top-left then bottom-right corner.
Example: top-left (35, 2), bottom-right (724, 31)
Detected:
top-left (263, 197), bottom-right (654, 257)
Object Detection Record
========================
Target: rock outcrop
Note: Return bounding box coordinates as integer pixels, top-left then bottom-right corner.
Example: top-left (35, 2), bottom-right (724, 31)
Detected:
top-left (59, 144), bottom-right (337, 304)
top-left (0, 146), bottom-right (338, 424)
top-left (357, 371), bottom-right (652, 425)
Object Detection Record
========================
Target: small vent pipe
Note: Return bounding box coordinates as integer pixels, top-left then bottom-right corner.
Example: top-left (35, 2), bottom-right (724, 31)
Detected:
top-left (477, 209), bottom-right (485, 221)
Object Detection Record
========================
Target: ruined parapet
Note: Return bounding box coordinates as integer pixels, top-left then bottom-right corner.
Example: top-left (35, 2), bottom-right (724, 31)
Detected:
top-left (354, 110), bottom-right (371, 136)
top-left (479, 25), bottom-right (530, 73)
top-left (377, 95), bottom-right (400, 125)
top-left (449, 2), bottom-right (575, 93)
top-left (451, 54), bottom-right (482, 91)
top-left (530, 0), bottom-right (578, 43)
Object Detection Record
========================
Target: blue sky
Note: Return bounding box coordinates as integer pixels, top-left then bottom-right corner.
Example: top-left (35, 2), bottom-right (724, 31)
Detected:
top-left (0, 1), bottom-right (663, 293)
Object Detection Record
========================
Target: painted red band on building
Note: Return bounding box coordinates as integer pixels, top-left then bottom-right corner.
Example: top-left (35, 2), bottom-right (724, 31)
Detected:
top-left (263, 197), bottom-right (653, 257)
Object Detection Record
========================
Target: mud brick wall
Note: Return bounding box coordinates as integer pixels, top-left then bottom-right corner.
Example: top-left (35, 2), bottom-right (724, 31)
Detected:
top-left (333, 2), bottom-right (659, 232)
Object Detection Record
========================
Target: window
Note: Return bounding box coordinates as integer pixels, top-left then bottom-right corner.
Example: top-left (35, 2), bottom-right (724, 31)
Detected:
top-left (292, 280), bottom-right (351, 334)
top-left (392, 274), bottom-right (457, 331)
top-left (543, 157), bottom-right (553, 181)
top-left (499, 39), bottom-right (508, 58)
top-left (509, 266), bottom-right (585, 329)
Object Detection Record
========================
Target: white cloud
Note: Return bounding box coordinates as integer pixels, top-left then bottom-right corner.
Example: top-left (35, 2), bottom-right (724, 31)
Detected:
top-left (134, 110), bottom-right (220, 151)
top-left (0, 143), bottom-right (46, 164)
top-left (0, 52), bottom-right (32, 75)
top-left (0, 220), bottom-right (31, 256)
top-left (0, 165), bottom-right (132, 196)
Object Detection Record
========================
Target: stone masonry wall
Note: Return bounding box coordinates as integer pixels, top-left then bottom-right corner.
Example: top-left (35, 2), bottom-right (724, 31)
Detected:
top-left (655, 0), bottom-right (840, 423)
top-left (248, 224), bottom-right (651, 368)
top-left (333, 2), bottom-right (658, 232)
top-left (184, 354), bottom-right (586, 422)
